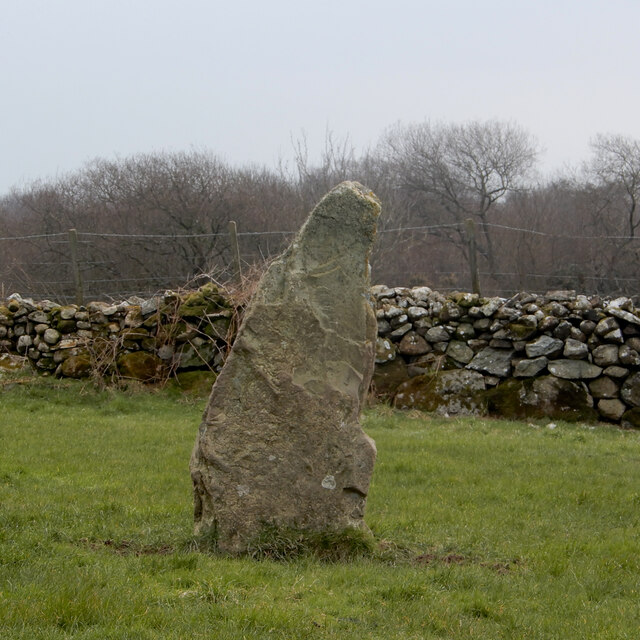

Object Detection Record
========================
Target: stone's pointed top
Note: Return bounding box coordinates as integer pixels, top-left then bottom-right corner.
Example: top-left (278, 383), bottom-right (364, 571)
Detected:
top-left (326, 180), bottom-right (382, 209)
top-left (295, 181), bottom-right (380, 246)
top-left (190, 182), bottom-right (380, 554)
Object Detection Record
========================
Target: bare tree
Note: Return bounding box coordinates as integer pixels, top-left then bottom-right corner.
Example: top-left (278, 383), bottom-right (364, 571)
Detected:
top-left (587, 133), bottom-right (640, 238)
top-left (580, 134), bottom-right (640, 291)
top-left (377, 120), bottom-right (539, 277)
top-left (3, 151), bottom-right (300, 300)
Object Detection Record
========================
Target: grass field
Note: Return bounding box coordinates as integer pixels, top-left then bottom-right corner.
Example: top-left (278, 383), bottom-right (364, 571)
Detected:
top-left (1, 377), bottom-right (639, 639)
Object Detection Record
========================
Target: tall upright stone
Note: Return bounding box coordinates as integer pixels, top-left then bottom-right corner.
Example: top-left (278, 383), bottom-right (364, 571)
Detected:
top-left (190, 182), bottom-right (380, 554)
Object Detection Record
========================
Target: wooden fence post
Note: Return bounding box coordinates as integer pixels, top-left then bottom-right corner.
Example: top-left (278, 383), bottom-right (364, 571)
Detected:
top-left (228, 220), bottom-right (242, 284)
top-left (464, 218), bottom-right (481, 296)
top-left (68, 228), bottom-right (84, 305)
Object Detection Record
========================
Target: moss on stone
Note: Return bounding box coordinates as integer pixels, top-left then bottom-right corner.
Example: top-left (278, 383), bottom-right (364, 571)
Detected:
top-left (487, 376), bottom-right (598, 422)
top-left (394, 370), bottom-right (487, 416)
top-left (0, 305), bottom-right (14, 324)
top-left (171, 370), bottom-right (217, 397)
top-left (178, 283), bottom-right (230, 318)
top-left (0, 353), bottom-right (26, 370)
top-left (120, 328), bottom-right (149, 341)
top-left (486, 379), bottom-right (530, 418)
top-left (60, 354), bottom-right (92, 379)
top-left (143, 314), bottom-right (161, 329)
top-left (203, 317), bottom-right (232, 340)
top-left (53, 319), bottom-right (77, 334)
top-left (371, 357), bottom-right (409, 399)
top-left (449, 291), bottom-right (480, 308)
top-left (505, 322), bottom-right (537, 339)
top-left (117, 351), bottom-right (165, 381)
top-left (621, 407), bottom-right (640, 430)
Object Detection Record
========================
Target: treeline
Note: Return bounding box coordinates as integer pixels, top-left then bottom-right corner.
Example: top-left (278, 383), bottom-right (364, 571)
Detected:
top-left (1, 122), bottom-right (639, 301)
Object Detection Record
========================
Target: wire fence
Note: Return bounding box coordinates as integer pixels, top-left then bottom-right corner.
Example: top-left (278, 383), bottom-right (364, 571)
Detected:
top-left (1, 220), bottom-right (639, 303)
top-left (375, 220), bottom-right (640, 298)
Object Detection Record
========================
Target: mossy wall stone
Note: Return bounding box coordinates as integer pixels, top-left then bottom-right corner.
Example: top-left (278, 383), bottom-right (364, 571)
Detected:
top-left (394, 369), bottom-right (486, 416)
top-left (117, 351), bottom-right (165, 381)
top-left (487, 376), bottom-right (597, 423)
top-left (372, 357), bottom-right (410, 398)
top-left (60, 354), bottom-right (92, 379)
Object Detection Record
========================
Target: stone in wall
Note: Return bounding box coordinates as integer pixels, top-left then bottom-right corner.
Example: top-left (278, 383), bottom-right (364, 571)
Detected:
top-left (372, 357), bottom-right (410, 398)
top-left (394, 369), bottom-right (486, 416)
top-left (468, 347), bottom-right (515, 377)
top-left (487, 376), bottom-right (597, 423)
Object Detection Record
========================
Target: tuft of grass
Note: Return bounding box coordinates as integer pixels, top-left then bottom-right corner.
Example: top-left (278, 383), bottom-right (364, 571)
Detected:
top-left (246, 525), bottom-right (377, 562)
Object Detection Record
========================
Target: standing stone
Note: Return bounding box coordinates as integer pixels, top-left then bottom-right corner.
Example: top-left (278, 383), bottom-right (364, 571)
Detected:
top-left (190, 182), bottom-right (380, 554)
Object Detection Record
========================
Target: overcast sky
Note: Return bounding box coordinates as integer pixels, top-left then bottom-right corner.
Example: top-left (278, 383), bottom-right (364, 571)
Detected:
top-left (2, 0), bottom-right (639, 194)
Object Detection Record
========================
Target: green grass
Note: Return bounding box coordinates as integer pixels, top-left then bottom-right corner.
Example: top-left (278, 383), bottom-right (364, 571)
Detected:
top-left (1, 377), bottom-right (639, 639)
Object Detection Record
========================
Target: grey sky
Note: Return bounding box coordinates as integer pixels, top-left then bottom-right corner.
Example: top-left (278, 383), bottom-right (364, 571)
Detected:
top-left (2, 0), bottom-right (639, 194)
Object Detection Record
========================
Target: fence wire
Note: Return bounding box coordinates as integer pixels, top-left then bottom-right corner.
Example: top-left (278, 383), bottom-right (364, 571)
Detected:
top-left (1, 222), bottom-right (639, 303)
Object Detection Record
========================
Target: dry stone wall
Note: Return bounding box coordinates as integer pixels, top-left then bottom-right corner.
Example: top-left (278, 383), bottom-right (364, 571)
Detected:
top-left (2, 282), bottom-right (640, 427)
top-left (0, 283), bottom-right (233, 382)
top-left (372, 286), bottom-right (640, 428)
